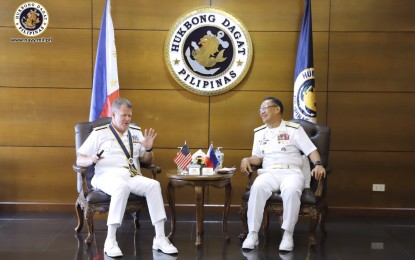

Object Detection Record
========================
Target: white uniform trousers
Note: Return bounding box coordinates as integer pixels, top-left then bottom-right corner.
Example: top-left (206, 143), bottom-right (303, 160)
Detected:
top-left (247, 170), bottom-right (304, 233)
top-left (92, 170), bottom-right (167, 227)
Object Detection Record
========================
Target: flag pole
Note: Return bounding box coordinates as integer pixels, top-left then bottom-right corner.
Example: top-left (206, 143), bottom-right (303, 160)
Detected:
top-left (293, 0), bottom-right (317, 123)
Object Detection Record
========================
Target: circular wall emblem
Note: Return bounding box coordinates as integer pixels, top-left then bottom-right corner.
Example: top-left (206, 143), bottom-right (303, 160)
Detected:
top-left (14, 2), bottom-right (49, 37)
top-left (164, 7), bottom-right (253, 96)
top-left (293, 68), bottom-right (317, 120)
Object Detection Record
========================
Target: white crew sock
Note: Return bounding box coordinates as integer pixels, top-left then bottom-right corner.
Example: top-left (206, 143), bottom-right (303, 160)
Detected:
top-left (154, 220), bottom-right (165, 239)
top-left (106, 224), bottom-right (117, 241)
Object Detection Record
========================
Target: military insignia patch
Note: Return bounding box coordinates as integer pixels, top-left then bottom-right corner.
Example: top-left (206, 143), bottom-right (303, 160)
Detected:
top-left (131, 135), bottom-right (140, 143)
top-left (164, 7), bottom-right (253, 96)
top-left (14, 2), bottom-right (49, 37)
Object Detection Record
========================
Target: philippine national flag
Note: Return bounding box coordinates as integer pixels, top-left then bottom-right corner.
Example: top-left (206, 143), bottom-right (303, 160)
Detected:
top-left (293, 0), bottom-right (317, 123)
top-left (205, 144), bottom-right (219, 169)
top-left (173, 143), bottom-right (192, 170)
top-left (89, 0), bottom-right (120, 121)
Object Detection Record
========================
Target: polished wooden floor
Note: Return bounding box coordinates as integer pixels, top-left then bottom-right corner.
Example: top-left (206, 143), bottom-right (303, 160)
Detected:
top-left (0, 208), bottom-right (414, 260)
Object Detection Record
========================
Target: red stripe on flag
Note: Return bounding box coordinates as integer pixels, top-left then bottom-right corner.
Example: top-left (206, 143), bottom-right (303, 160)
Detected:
top-left (174, 153), bottom-right (192, 170)
top-left (99, 90), bottom-right (119, 118)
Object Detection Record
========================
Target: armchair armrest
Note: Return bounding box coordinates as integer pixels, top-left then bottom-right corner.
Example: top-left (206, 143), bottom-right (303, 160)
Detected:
top-left (72, 164), bottom-right (89, 198)
top-left (245, 164), bottom-right (329, 199)
top-left (312, 165), bottom-right (330, 199)
top-left (242, 165), bottom-right (261, 192)
top-left (140, 163), bottom-right (162, 180)
top-left (314, 178), bottom-right (324, 198)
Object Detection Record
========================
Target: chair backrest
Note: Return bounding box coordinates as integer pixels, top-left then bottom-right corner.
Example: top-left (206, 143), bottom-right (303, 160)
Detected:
top-left (289, 119), bottom-right (330, 168)
top-left (290, 119), bottom-right (331, 194)
top-left (74, 117), bottom-right (112, 192)
top-left (75, 117), bottom-right (112, 150)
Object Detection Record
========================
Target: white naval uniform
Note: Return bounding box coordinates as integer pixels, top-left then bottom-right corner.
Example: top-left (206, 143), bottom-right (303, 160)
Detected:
top-left (77, 124), bottom-right (166, 227)
top-left (248, 120), bottom-right (316, 233)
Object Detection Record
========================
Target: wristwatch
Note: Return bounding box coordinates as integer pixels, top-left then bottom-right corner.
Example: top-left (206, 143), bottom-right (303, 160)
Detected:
top-left (314, 160), bottom-right (323, 166)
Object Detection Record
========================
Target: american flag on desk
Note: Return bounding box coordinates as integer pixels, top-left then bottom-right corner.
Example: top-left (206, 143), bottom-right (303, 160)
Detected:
top-left (173, 143), bottom-right (192, 170)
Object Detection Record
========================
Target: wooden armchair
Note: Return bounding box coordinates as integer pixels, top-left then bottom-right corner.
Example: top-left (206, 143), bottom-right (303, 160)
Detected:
top-left (73, 117), bottom-right (161, 245)
top-left (239, 119), bottom-right (331, 246)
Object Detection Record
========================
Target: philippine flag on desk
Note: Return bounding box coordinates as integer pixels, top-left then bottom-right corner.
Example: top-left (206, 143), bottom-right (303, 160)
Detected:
top-left (205, 144), bottom-right (219, 169)
top-left (89, 0), bottom-right (120, 121)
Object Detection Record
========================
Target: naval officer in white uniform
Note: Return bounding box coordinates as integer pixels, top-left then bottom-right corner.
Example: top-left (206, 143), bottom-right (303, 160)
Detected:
top-left (77, 98), bottom-right (178, 257)
top-left (240, 97), bottom-right (326, 252)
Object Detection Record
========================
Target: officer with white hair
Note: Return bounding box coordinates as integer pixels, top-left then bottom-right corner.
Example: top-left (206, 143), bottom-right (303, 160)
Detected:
top-left (77, 98), bottom-right (178, 257)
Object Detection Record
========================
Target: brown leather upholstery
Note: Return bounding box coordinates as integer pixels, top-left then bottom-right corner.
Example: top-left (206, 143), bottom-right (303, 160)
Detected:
top-left (239, 119), bottom-right (331, 246)
top-left (73, 117), bottom-right (161, 245)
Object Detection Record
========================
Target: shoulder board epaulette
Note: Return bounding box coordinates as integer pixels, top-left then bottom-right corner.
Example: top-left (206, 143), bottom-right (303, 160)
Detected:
top-left (286, 121), bottom-right (300, 129)
top-left (254, 124), bottom-right (267, 133)
top-left (129, 125), bottom-right (142, 131)
top-left (93, 124), bottom-right (109, 131)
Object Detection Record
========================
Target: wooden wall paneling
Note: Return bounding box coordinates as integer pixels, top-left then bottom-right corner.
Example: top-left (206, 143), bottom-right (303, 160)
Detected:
top-left (328, 32), bottom-right (415, 92)
top-left (234, 31), bottom-right (328, 92)
top-left (212, 0), bottom-right (330, 32)
top-left (327, 92), bottom-right (415, 151)
top-left (0, 88), bottom-right (91, 147)
top-left (94, 0), bottom-right (211, 30)
top-left (0, 147), bottom-right (75, 203)
top-left (112, 31), bottom-right (175, 90)
top-left (328, 151), bottom-right (415, 208)
top-left (0, 0), bottom-right (91, 28)
top-left (122, 89), bottom-right (209, 149)
top-left (331, 0), bottom-right (415, 32)
top-left (237, 32), bottom-right (298, 91)
top-left (0, 28), bottom-right (92, 88)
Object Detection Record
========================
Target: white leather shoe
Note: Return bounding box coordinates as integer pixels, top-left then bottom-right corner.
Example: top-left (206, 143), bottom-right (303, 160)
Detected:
top-left (279, 232), bottom-right (294, 252)
top-left (152, 237), bottom-right (178, 254)
top-left (104, 239), bottom-right (123, 257)
top-left (242, 232), bottom-right (259, 250)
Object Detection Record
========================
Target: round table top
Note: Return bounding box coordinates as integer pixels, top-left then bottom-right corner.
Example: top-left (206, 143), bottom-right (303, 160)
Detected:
top-left (167, 170), bottom-right (234, 181)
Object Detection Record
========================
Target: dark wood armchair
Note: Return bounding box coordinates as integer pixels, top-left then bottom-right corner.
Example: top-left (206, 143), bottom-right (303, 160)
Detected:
top-left (239, 119), bottom-right (331, 246)
top-left (73, 117), bottom-right (161, 245)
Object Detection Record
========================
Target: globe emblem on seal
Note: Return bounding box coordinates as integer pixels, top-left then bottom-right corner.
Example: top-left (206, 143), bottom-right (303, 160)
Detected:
top-left (296, 79), bottom-right (317, 118)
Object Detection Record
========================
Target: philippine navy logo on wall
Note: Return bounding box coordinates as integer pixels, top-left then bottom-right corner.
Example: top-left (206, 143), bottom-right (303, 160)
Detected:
top-left (164, 7), bottom-right (253, 96)
top-left (14, 2), bottom-right (49, 37)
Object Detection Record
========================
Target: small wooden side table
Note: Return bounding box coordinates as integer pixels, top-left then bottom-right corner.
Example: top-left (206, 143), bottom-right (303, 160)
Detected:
top-left (166, 171), bottom-right (233, 246)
